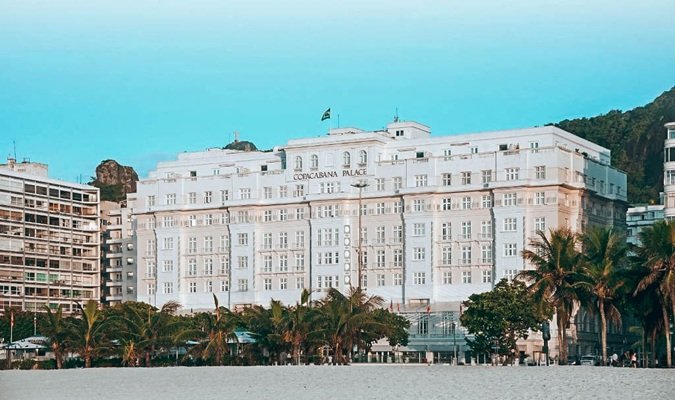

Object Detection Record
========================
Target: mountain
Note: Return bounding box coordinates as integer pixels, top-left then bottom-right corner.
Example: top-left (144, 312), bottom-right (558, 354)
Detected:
top-left (225, 140), bottom-right (258, 152)
top-left (554, 87), bottom-right (675, 204)
top-left (89, 159), bottom-right (138, 202)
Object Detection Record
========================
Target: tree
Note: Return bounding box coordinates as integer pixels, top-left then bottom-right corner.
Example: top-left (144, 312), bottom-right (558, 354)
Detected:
top-left (632, 221), bottom-right (675, 368)
top-left (578, 227), bottom-right (627, 366)
top-left (519, 227), bottom-right (583, 364)
top-left (39, 305), bottom-right (69, 369)
top-left (282, 289), bottom-right (316, 365)
top-left (460, 279), bottom-right (547, 364)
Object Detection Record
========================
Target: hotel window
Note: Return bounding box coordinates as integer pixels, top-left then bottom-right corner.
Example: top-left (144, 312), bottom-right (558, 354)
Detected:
top-left (146, 260), bottom-right (157, 278)
top-left (462, 196), bottom-right (471, 210)
top-left (360, 275), bottom-right (367, 289)
top-left (237, 256), bottom-right (248, 269)
top-left (162, 237), bottom-right (174, 250)
top-left (147, 283), bottom-right (156, 295)
top-left (263, 233), bottom-right (272, 250)
top-left (393, 201), bottom-right (403, 213)
top-left (442, 246), bottom-right (452, 265)
top-left (188, 192), bottom-right (197, 204)
top-left (204, 214), bottom-right (213, 225)
top-left (503, 193), bottom-right (516, 206)
top-left (279, 209), bottom-right (288, 221)
top-left (162, 216), bottom-right (176, 228)
top-left (187, 237), bottom-right (197, 253)
top-left (461, 245), bottom-right (472, 264)
top-left (393, 225), bottom-right (403, 243)
top-left (461, 171), bottom-right (471, 185)
top-left (443, 149), bottom-right (452, 160)
top-left (295, 254), bottom-right (305, 271)
top-left (359, 227), bottom-right (367, 245)
top-left (165, 193), bottom-right (176, 205)
top-left (481, 195), bottom-right (492, 208)
top-left (376, 274), bottom-right (385, 287)
top-left (413, 199), bottom-right (425, 212)
top-left (296, 277), bottom-right (305, 290)
top-left (443, 271), bottom-right (452, 284)
top-left (295, 207), bottom-right (305, 220)
top-left (504, 269), bottom-right (518, 281)
top-left (393, 249), bottom-right (403, 267)
top-left (441, 222), bottom-right (451, 240)
top-left (343, 151), bottom-right (351, 167)
top-left (238, 233), bottom-right (249, 246)
top-left (376, 226), bottom-right (385, 243)
top-left (220, 190), bottom-right (229, 203)
top-left (295, 156), bottom-right (303, 170)
top-left (504, 243), bottom-right (518, 257)
top-left (189, 282), bottom-right (197, 293)
top-left (240, 188), bottom-right (251, 199)
top-left (530, 142), bottom-right (539, 151)
top-left (376, 202), bottom-right (385, 215)
top-left (279, 255), bottom-right (288, 272)
top-left (279, 278), bottom-right (288, 290)
top-left (204, 191), bottom-right (213, 204)
top-left (279, 186), bottom-right (288, 198)
top-left (295, 231), bottom-right (304, 248)
top-left (147, 195), bottom-right (156, 207)
top-left (462, 271), bottom-right (471, 284)
top-left (505, 168), bottom-right (519, 181)
top-left (442, 198), bottom-right (452, 211)
top-left (393, 177), bottom-right (403, 190)
top-left (220, 280), bottom-right (229, 292)
top-left (481, 245), bottom-right (492, 264)
top-left (220, 235), bottom-right (229, 251)
top-left (503, 217), bottom-right (517, 232)
top-left (376, 250), bottom-right (385, 268)
top-left (264, 210), bottom-right (273, 222)
top-left (481, 170), bottom-right (492, 184)
top-left (359, 150), bottom-right (368, 165)
top-left (310, 154), bottom-right (319, 169)
top-left (535, 166), bottom-right (546, 180)
top-left (263, 255), bottom-right (272, 272)
top-left (535, 192), bottom-right (545, 205)
top-left (238, 279), bottom-right (248, 292)
top-left (205, 280), bottom-right (213, 293)
top-left (413, 247), bottom-right (425, 261)
top-left (413, 272), bottom-right (426, 285)
top-left (375, 178), bottom-right (384, 191)
top-left (442, 173), bottom-right (451, 186)
top-left (163, 282), bottom-right (173, 294)
top-left (393, 273), bottom-right (403, 286)
top-left (470, 146), bottom-right (478, 154)
top-left (396, 129), bottom-right (404, 137)
top-left (461, 221), bottom-right (472, 239)
top-left (413, 223), bottom-right (425, 236)
top-left (204, 236), bottom-right (213, 252)
top-left (264, 187), bottom-right (273, 199)
top-left (263, 278), bottom-right (272, 291)
top-left (535, 217), bottom-right (546, 232)
top-left (415, 174), bottom-right (428, 187)
top-left (279, 232), bottom-right (288, 249)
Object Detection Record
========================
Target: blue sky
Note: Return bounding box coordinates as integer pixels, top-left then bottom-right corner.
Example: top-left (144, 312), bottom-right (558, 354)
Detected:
top-left (1, 0), bottom-right (674, 181)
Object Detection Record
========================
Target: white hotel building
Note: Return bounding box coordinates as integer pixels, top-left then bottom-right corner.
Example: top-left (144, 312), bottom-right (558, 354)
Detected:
top-left (134, 121), bottom-right (627, 312)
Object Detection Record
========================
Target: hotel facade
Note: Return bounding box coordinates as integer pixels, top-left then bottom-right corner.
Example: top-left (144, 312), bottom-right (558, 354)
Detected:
top-left (0, 159), bottom-right (100, 314)
top-left (133, 121), bottom-right (627, 317)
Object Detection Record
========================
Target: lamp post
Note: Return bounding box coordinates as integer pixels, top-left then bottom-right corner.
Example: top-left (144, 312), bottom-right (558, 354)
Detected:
top-left (351, 182), bottom-right (368, 290)
top-left (452, 320), bottom-right (457, 366)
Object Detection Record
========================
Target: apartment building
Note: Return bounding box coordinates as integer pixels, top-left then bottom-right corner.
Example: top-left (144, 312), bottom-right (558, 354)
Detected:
top-left (100, 199), bottom-right (136, 306)
top-left (133, 121), bottom-right (627, 313)
top-left (0, 159), bottom-right (100, 314)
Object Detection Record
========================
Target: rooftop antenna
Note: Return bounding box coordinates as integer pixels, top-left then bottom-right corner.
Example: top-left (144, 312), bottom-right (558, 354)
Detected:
top-left (234, 131), bottom-right (240, 143)
top-left (394, 108), bottom-right (399, 123)
top-left (13, 140), bottom-right (17, 160)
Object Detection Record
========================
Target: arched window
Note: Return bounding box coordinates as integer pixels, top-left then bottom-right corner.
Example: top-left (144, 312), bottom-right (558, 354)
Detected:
top-left (295, 156), bottom-right (303, 170)
top-left (343, 151), bottom-right (351, 167)
top-left (359, 150), bottom-right (368, 165)
top-left (311, 154), bottom-right (319, 169)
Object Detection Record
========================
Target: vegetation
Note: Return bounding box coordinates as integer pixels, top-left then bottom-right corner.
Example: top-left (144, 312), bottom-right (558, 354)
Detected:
top-left (553, 86), bottom-right (675, 204)
top-left (1, 288), bottom-right (408, 368)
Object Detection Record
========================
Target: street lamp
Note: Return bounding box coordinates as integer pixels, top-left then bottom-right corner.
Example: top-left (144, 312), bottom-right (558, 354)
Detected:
top-left (351, 182), bottom-right (368, 290)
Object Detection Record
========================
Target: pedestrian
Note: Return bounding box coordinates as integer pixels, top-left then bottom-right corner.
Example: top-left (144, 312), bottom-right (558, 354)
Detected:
top-left (630, 352), bottom-right (637, 368)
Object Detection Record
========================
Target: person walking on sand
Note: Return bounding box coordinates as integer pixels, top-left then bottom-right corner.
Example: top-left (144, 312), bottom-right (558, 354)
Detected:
top-left (630, 352), bottom-right (637, 368)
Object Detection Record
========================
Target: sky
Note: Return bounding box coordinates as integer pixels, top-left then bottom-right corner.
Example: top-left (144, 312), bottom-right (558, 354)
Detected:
top-left (1, 0), bottom-right (674, 181)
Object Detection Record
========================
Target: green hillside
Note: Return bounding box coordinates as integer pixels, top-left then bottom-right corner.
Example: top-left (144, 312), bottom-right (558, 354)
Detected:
top-left (554, 87), bottom-right (675, 204)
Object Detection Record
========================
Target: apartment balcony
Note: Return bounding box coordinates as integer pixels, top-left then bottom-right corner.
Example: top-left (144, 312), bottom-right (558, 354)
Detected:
top-left (105, 280), bottom-right (123, 287)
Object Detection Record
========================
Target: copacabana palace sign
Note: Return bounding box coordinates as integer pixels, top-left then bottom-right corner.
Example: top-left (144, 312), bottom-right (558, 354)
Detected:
top-left (293, 168), bottom-right (367, 181)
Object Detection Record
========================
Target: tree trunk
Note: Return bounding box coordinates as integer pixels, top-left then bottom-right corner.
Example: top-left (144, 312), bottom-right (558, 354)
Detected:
top-left (145, 351), bottom-right (151, 368)
top-left (664, 302), bottom-right (672, 368)
top-left (85, 347), bottom-right (91, 369)
top-left (556, 309), bottom-right (567, 364)
top-left (599, 302), bottom-right (607, 366)
top-left (650, 328), bottom-right (656, 368)
top-left (55, 349), bottom-right (63, 370)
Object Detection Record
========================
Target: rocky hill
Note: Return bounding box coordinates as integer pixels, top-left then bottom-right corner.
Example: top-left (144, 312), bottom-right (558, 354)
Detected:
top-left (89, 159), bottom-right (138, 202)
top-left (554, 86), bottom-right (675, 204)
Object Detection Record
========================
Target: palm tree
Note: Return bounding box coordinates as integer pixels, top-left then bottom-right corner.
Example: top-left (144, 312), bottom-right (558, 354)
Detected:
top-left (519, 227), bottom-right (583, 365)
top-left (72, 300), bottom-right (110, 368)
top-left (283, 289), bottom-right (315, 365)
top-left (39, 305), bottom-right (69, 369)
top-left (632, 220), bottom-right (675, 367)
top-left (119, 300), bottom-right (181, 367)
top-left (178, 295), bottom-right (238, 366)
top-left (578, 227), bottom-right (627, 366)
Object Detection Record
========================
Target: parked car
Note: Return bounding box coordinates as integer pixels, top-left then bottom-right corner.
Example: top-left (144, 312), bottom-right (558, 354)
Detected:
top-left (579, 355), bottom-right (600, 366)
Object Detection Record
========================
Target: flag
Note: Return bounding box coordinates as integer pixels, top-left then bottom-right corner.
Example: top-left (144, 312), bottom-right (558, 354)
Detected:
top-left (396, 303), bottom-right (400, 313)
top-left (10, 310), bottom-right (14, 329)
top-left (321, 108), bottom-right (331, 121)
top-left (426, 304), bottom-right (431, 314)
top-left (389, 300), bottom-right (393, 312)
